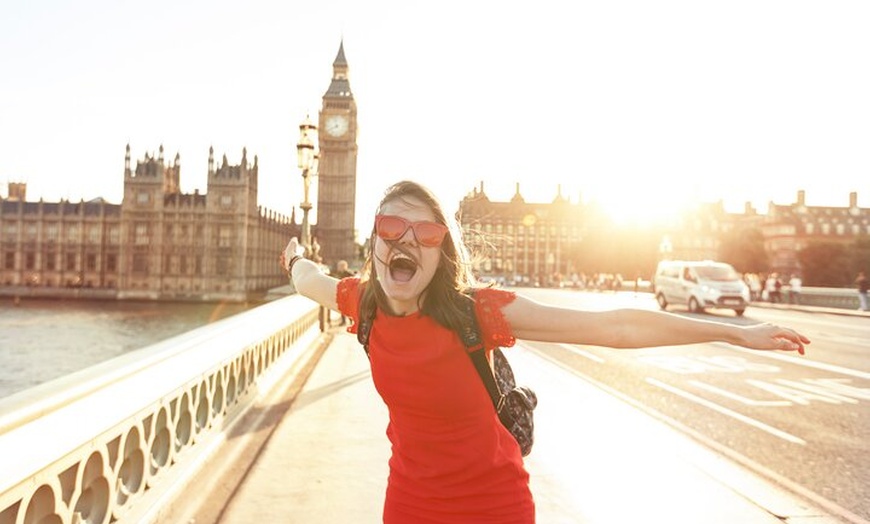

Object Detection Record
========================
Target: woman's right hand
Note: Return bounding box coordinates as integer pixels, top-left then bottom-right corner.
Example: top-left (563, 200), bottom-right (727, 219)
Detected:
top-left (280, 237), bottom-right (303, 272)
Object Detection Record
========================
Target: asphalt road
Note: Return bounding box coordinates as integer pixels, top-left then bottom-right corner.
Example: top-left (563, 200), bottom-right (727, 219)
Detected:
top-left (515, 287), bottom-right (870, 524)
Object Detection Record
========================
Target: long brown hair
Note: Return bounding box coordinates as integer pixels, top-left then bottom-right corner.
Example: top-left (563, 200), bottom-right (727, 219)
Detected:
top-left (358, 180), bottom-right (480, 335)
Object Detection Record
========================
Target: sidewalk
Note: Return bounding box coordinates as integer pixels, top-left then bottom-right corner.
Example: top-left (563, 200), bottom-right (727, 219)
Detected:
top-left (750, 300), bottom-right (870, 318)
top-left (205, 327), bottom-right (836, 524)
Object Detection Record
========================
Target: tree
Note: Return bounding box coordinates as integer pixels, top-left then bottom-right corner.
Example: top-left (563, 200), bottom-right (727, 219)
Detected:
top-left (797, 241), bottom-right (852, 286)
top-left (852, 234), bottom-right (870, 276)
top-left (718, 227), bottom-right (767, 274)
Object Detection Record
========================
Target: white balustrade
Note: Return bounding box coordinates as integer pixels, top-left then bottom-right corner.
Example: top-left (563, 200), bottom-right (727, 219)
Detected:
top-left (0, 295), bottom-right (323, 524)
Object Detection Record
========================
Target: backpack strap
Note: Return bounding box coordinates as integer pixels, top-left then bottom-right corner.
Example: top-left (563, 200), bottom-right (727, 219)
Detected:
top-left (357, 302), bottom-right (375, 359)
top-left (356, 315), bottom-right (374, 358)
top-left (459, 295), bottom-right (505, 413)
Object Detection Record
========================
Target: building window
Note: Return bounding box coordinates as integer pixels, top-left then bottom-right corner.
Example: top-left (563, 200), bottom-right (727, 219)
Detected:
top-left (219, 226), bottom-right (232, 248)
top-left (108, 226), bottom-right (120, 244)
top-left (836, 223), bottom-right (845, 235)
top-left (65, 253), bottom-right (77, 271)
top-left (106, 254), bottom-right (117, 272)
top-left (25, 224), bottom-right (37, 241)
top-left (180, 255), bottom-right (188, 274)
top-left (45, 223), bottom-right (59, 242)
top-left (220, 195), bottom-right (233, 207)
top-left (88, 226), bottom-right (101, 244)
top-left (135, 224), bottom-right (149, 245)
top-left (132, 254), bottom-right (149, 273)
top-left (25, 252), bottom-right (35, 270)
top-left (3, 223), bottom-right (17, 242)
top-left (805, 223), bottom-right (814, 234)
top-left (67, 226), bottom-right (79, 243)
top-left (86, 254), bottom-right (97, 271)
top-left (46, 253), bottom-right (57, 270)
top-left (137, 192), bottom-right (150, 204)
top-left (217, 257), bottom-right (230, 275)
top-left (4, 252), bottom-right (15, 269)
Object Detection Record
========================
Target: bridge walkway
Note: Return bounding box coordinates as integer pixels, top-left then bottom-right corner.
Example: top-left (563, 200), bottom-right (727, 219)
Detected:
top-left (165, 321), bottom-right (835, 524)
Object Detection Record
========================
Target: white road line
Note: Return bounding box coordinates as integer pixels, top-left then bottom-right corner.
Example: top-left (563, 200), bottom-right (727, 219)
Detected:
top-left (724, 345), bottom-right (870, 380)
top-left (689, 380), bottom-right (792, 406)
top-left (557, 343), bottom-right (605, 363)
top-left (646, 377), bottom-right (807, 445)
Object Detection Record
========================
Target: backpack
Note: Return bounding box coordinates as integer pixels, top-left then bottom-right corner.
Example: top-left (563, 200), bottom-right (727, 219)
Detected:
top-left (356, 293), bottom-right (538, 456)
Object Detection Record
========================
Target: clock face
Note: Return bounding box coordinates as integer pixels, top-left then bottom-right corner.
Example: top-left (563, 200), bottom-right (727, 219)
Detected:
top-left (325, 115), bottom-right (349, 137)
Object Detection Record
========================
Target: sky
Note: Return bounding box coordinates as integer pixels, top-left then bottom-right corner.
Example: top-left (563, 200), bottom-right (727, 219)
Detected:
top-left (2, 0), bottom-right (868, 237)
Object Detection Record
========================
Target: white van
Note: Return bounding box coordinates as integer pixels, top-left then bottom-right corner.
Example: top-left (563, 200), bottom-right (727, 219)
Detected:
top-left (653, 260), bottom-right (750, 316)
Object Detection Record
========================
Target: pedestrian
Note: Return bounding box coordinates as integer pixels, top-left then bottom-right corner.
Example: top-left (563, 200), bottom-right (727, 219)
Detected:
top-left (279, 180), bottom-right (809, 523)
top-left (857, 271), bottom-right (869, 311)
top-left (765, 273), bottom-right (781, 303)
top-left (744, 273), bottom-right (762, 301)
top-left (332, 260), bottom-right (355, 325)
top-left (788, 274), bottom-right (802, 305)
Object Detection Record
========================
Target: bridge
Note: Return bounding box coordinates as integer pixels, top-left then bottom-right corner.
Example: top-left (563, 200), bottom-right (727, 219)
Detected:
top-left (0, 291), bottom-right (860, 524)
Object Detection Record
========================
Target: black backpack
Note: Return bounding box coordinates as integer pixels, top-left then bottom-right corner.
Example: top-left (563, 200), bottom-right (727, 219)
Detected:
top-left (356, 294), bottom-right (538, 456)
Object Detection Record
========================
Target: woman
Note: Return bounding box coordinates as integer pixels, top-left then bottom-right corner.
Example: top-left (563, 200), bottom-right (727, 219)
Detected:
top-left (280, 180), bottom-right (809, 523)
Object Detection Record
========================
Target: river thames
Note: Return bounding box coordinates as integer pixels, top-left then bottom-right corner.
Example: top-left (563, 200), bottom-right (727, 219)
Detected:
top-left (0, 297), bottom-right (254, 398)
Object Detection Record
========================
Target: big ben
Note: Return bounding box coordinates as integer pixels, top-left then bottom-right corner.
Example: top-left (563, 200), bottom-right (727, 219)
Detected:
top-left (316, 41), bottom-right (358, 268)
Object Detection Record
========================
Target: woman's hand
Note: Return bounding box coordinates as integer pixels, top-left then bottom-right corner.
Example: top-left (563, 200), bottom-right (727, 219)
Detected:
top-left (740, 323), bottom-right (810, 355)
top-left (279, 237), bottom-right (303, 272)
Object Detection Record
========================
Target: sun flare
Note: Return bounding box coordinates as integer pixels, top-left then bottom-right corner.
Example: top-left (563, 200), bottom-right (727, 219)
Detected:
top-left (590, 190), bottom-right (688, 228)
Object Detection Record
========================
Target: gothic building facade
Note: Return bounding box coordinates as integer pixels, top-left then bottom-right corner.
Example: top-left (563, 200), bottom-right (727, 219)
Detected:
top-left (0, 145), bottom-right (296, 302)
top-left (460, 183), bottom-right (869, 284)
top-left (459, 182), bottom-right (591, 285)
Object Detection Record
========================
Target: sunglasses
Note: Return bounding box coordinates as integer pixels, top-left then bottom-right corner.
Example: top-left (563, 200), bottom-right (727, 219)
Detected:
top-left (375, 214), bottom-right (449, 247)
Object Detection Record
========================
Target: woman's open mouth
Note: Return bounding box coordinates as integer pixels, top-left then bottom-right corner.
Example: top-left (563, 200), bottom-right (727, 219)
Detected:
top-left (388, 253), bottom-right (418, 283)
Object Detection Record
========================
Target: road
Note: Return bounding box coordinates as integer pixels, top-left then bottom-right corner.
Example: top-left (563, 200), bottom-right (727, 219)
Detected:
top-left (515, 287), bottom-right (870, 523)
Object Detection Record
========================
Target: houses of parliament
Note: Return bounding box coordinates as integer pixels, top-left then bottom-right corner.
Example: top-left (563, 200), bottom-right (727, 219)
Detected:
top-left (0, 43), bottom-right (359, 302)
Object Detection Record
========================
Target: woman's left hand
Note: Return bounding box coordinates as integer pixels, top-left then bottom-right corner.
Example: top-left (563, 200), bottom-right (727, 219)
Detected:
top-left (742, 323), bottom-right (810, 355)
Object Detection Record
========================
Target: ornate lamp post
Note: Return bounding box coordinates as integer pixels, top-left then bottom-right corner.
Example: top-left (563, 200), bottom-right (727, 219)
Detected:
top-left (296, 115), bottom-right (319, 258)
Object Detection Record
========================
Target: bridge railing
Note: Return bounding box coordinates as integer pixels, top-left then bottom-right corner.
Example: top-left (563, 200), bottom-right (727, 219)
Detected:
top-left (0, 295), bottom-right (323, 524)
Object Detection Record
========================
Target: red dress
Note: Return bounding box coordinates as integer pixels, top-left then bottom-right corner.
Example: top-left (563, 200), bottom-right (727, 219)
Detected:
top-left (337, 278), bottom-right (535, 523)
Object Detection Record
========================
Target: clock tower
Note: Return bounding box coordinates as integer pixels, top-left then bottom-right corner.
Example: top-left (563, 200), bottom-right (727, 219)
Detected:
top-left (316, 40), bottom-right (358, 268)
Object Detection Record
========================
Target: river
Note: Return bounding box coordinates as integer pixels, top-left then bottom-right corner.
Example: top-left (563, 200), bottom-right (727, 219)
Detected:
top-left (0, 297), bottom-right (255, 398)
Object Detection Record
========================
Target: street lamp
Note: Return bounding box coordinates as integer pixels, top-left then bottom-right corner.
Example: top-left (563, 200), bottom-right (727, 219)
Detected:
top-left (296, 115), bottom-right (319, 258)
top-left (658, 235), bottom-right (673, 261)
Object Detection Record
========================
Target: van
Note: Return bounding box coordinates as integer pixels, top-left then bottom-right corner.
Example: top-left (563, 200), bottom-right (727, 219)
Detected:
top-left (653, 260), bottom-right (750, 316)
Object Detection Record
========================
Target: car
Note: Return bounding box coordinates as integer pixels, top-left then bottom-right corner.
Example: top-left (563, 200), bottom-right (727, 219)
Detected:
top-left (653, 260), bottom-right (750, 316)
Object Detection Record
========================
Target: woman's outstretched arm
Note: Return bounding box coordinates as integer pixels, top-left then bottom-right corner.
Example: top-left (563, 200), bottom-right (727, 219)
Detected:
top-left (502, 293), bottom-right (809, 354)
top-left (281, 238), bottom-right (340, 311)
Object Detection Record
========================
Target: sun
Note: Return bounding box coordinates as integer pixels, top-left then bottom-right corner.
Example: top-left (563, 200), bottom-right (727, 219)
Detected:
top-left (590, 189), bottom-right (688, 228)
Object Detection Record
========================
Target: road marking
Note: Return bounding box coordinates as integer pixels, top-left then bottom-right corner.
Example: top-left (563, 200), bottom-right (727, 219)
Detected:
top-left (558, 343), bottom-right (605, 363)
top-left (526, 345), bottom-right (864, 524)
top-left (646, 377), bottom-right (806, 445)
top-left (689, 380), bottom-right (792, 406)
top-left (724, 345), bottom-right (870, 380)
top-left (638, 354), bottom-right (781, 374)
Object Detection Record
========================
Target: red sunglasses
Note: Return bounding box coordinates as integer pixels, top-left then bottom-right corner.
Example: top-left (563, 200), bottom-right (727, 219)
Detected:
top-left (375, 214), bottom-right (448, 247)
